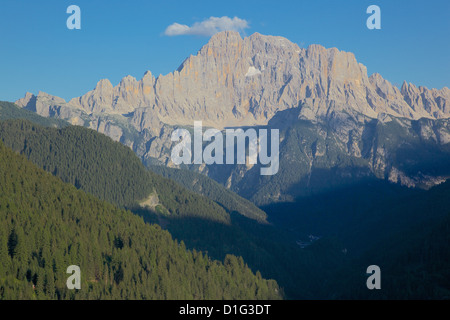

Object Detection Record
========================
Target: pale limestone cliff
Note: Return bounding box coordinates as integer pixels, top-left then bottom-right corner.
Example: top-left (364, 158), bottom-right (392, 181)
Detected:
top-left (17, 31), bottom-right (450, 132)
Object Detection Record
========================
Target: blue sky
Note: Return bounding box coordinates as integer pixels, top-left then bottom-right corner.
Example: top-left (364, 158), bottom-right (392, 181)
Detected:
top-left (0, 0), bottom-right (448, 102)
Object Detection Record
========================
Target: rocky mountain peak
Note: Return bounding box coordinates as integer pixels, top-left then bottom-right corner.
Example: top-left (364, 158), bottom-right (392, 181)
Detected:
top-left (95, 79), bottom-right (113, 90)
top-left (15, 92), bottom-right (36, 109)
top-left (207, 30), bottom-right (243, 46)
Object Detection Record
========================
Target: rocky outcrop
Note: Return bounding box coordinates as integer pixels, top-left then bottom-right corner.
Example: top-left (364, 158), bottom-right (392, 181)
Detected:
top-left (401, 81), bottom-right (450, 118)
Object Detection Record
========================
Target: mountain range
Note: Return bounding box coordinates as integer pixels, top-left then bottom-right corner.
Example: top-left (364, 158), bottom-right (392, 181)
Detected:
top-left (17, 31), bottom-right (450, 126)
top-left (14, 31), bottom-right (450, 204)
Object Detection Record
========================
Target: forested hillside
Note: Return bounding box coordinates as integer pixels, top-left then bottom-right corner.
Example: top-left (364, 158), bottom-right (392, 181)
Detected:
top-left (0, 101), bottom-right (67, 128)
top-left (336, 181), bottom-right (450, 299)
top-left (2, 102), bottom-right (447, 300)
top-left (264, 180), bottom-right (450, 299)
top-left (0, 119), bottom-right (230, 223)
top-left (0, 140), bottom-right (282, 300)
top-left (0, 118), bottom-right (348, 299)
top-left (339, 211), bottom-right (450, 299)
top-left (148, 165), bottom-right (267, 222)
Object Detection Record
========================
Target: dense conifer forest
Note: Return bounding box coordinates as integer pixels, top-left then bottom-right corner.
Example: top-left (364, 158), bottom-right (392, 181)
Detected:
top-left (0, 140), bottom-right (281, 299)
top-left (0, 118), bottom-right (232, 224)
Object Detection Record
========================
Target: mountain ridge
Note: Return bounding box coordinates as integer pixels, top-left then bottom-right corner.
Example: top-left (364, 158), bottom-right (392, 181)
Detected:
top-left (16, 31), bottom-right (450, 129)
top-left (0, 118), bottom-right (271, 223)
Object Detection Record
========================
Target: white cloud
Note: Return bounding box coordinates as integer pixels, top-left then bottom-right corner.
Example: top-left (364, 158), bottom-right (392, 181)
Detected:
top-left (164, 16), bottom-right (249, 37)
